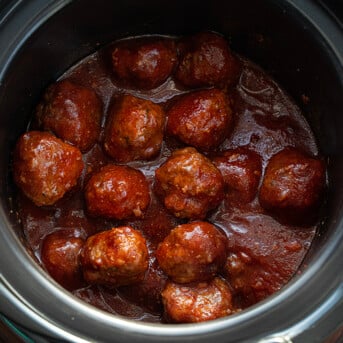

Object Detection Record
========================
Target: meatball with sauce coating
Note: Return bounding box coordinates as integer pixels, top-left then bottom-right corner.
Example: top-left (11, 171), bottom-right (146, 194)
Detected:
top-left (80, 226), bottom-right (148, 287)
top-left (213, 147), bottom-right (262, 203)
top-left (259, 147), bottom-right (326, 224)
top-left (225, 250), bottom-right (286, 306)
top-left (155, 147), bottom-right (224, 219)
top-left (175, 31), bottom-right (241, 88)
top-left (166, 89), bottom-right (233, 151)
top-left (111, 37), bottom-right (177, 90)
top-left (118, 261), bottom-right (168, 314)
top-left (36, 79), bottom-right (102, 152)
top-left (13, 131), bottom-right (84, 206)
top-left (41, 229), bottom-right (86, 290)
top-left (156, 221), bottom-right (227, 283)
top-left (85, 164), bottom-right (150, 220)
top-left (103, 95), bottom-right (165, 162)
top-left (162, 277), bottom-right (233, 323)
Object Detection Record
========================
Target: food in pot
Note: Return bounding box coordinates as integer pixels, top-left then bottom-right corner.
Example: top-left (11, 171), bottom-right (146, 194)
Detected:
top-left (12, 31), bottom-right (327, 323)
top-left (41, 228), bottom-right (86, 290)
top-left (175, 31), bottom-right (241, 88)
top-left (155, 147), bottom-right (224, 219)
top-left (156, 221), bottom-right (227, 283)
top-left (259, 147), bottom-right (326, 225)
top-left (111, 36), bottom-right (177, 90)
top-left (103, 94), bottom-right (165, 162)
top-left (80, 226), bottom-right (149, 287)
top-left (35, 79), bottom-right (102, 152)
top-left (85, 164), bottom-right (151, 220)
top-left (13, 130), bottom-right (84, 206)
top-left (213, 147), bottom-right (262, 203)
top-left (166, 88), bottom-right (233, 151)
top-left (161, 277), bottom-right (233, 323)
top-left (117, 261), bottom-right (168, 314)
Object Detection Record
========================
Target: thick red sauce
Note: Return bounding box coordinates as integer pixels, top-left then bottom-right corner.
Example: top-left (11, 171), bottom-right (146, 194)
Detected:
top-left (17, 36), bottom-right (319, 322)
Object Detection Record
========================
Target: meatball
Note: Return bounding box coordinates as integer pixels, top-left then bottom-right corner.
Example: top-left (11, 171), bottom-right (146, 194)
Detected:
top-left (111, 37), bottom-right (177, 89)
top-left (162, 277), bottom-right (233, 323)
top-left (13, 131), bottom-right (84, 206)
top-left (259, 147), bottom-right (326, 224)
top-left (41, 229), bottom-right (85, 290)
top-left (118, 261), bottom-right (168, 314)
top-left (103, 94), bottom-right (165, 162)
top-left (175, 31), bottom-right (241, 88)
top-left (80, 226), bottom-right (149, 287)
top-left (36, 79), bottom-right (102, 152)
top-left (166, 89), bottom-right (233, 151)
top-left (225, 250), bottom-right (286, 306)
top-left (155, 147), bottom-right (224, 219)
top-left (85, 164), bottom-right (150, 220)
top-left (156, 221), bottom-right (227, 283)
top-left (213, 147), bottom-right (262, 203)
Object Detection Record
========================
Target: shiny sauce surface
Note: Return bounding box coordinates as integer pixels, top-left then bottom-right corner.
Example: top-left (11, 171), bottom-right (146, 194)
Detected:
top-left (18, 39), bottom-right (319, 322)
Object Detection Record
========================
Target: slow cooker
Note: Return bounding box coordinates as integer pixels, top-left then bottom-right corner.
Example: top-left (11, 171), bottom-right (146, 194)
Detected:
top-left (0, 0), bottom-right (342, 342)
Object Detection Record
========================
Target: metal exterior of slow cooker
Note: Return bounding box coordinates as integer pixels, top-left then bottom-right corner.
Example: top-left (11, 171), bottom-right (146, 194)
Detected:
top-left (0, 0), bottom-right (342, 342)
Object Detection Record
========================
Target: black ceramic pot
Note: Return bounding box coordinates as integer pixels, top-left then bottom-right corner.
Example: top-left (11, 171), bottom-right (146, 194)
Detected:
top-left (0, 1), bottom-right (342, 342)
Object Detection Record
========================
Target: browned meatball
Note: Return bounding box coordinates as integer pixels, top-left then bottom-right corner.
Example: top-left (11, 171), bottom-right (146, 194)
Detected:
top-left (156, 221), bottom-right (227, 283)
top-left (85, 164), bottom-right (150, 220)
top-left (155, 147), bottom-right (224, 219)
top-left (162, 277), bottom-right (233, 323)
top-left (111, 37), bottom-right (177, 89)
top-left (259, 147), bottom-right (326, 224)
top-left (175, 31), bottom-right (241, 88)
top-left (166, 89), bottom-right (233, 151)
top-left (80, 226), bottom-right (149, 287)
top-left (36, 79), bottom-right (102, 152)
top-left (213, 147), bottom-right (262, 203)
top-left (103, 95), bottom-right (165, 162)
top-left (13, 131), bottom-right (84, 206)
top-left (41, 229), bottom-right (86, 290)
top-left (118, 261), bottom-right (168, 314)
top-left (225, 250), bottom-right (286, 306)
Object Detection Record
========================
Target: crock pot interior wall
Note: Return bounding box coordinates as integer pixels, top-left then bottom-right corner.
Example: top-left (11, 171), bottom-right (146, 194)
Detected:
top-left (0, 0), bottom-right (342, 341)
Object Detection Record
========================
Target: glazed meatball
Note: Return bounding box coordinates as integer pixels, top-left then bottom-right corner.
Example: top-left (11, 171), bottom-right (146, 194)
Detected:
top-left (162, 277), bottom-right (233, 323)
top-left (80, 226), bottom-right (149, 287)
top-left (41, 229), bottom-right (85, 290)
top-left (213, 147), bottom-right (262, 203)
top-left (118, 261), bottom-right (168, 314)
top-left (175, 31), bottom-right (241, 88)
top-left (103, 94), bottom-right (165, 162)
top-left (166, 89), bottom-right (233, 151)
top-left (111, 37), bottom-right (177, 89)
top-left (85, 164), bottom-right (150, 220)
top-left (13, 131), bottom-right (84, 206)
top-left (156, 221), bottom-right (227, 283)
top-left (259, 147), bottom-right (326, 224)
top-left (155, 147), bottom-right (224, 219)
top-left (225, 250), bottom-right (285, 306)
top-left (36, 79), bottom-right (102, 152)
